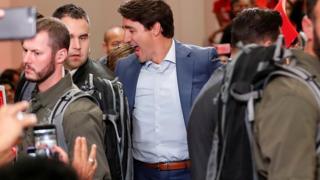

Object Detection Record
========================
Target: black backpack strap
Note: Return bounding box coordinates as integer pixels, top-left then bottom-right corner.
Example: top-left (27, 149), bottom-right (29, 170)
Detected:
top-left (102, 78), bottom-right (121, 142)
top-left (103, 77), bottom-right (133, 180)
top-left (214, 45), bottom-right (259, 180)
top-left (228, 84), bottom-right (261, 180)
top-left (20, 80), bottom-right (36, 102)
top-left (114, 78), bottom-right (126, 165)
top-left (48, 88), bottom-right (94, 152)
top-left (82, 73), bottom-right (133, 180)
top-left (267, 64), bottom-right (320, 107)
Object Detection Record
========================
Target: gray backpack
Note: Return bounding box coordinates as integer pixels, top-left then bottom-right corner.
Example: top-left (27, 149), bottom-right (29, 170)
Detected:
top-left (205, 37), bottom-right (320, 180)
top-left (48, 88), bottom-right (95, 152)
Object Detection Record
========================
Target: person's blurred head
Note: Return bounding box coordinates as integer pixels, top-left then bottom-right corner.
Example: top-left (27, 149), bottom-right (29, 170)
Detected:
top-left (230, 0), bottom-right (253, 18)
top-left (22, 17), bottom-right (69, 91)
top-left (107, 43), bottom-right (134, 71)
top-left (118, 0), bottom-right (174, 63)
top-left (103, 26), bottom-right (124, 55)
top-left (0, 157), bottom-right (78, 180)
top-left (231, 8), bottom-right (282, 47)
top-left (52, 4), bottom-right (90, 70)
top-left (0, 79), bottom-right (15, 104)
top-left (0, 69), bottom-right (20, 88)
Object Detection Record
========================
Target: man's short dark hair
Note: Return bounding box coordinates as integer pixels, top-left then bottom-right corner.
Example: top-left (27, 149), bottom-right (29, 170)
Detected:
top-left (0, 79), bottom-right (15, 90)
top-left (231, 8), bottom-right (282, 47)
top-left (0, 69), bottom-right (19, 83)
top-left (36, 17), bottom-right (70, 54)
top-left (118, 0), bottom-right (174, 38)
top-left (52, 4), bottom-right (90, 23)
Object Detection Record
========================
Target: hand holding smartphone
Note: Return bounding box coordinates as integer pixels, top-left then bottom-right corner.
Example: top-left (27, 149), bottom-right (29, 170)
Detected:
top-left (0, 7), bottom-right (36, 40)
top-left (33, 124), bottom-right (58, 158)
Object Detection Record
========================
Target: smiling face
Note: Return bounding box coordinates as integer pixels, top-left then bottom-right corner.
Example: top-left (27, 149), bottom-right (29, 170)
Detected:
top-left (61, 16), bottom-right (90, 70)
top-left (22, 31), bottom-right (56, 84)
top-left (122, 18), bottom-right (155, 63)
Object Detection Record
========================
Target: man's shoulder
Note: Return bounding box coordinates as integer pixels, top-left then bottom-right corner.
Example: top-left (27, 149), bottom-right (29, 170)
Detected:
top-left (181, 43), bottom-right (214, 52)
top-left (175, 40), bottom-right (217, 61)
top-left (117, 53), bottom-right (137, 65)
top-left (115, 53), bottom-right (138, 75)
top-left (98, 56), bottom-right (107, 65)
top-left (85, 58), bottom-right (114, 80)
top-left (256, 75), bottom-right (319, 117)
top-left (57, 88), bottom-right (103, 125)
top-left (176, 40), bottom-right (215, 54)
top-left (63, 94), bottom-right (102, 119)
top-left (51, 85), bottom-right (100, 115)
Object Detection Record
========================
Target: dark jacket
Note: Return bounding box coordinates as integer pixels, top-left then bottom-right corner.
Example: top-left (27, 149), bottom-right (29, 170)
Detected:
top-left (187, 65), bottom-right (225, 180)
top-left (73, 58), bottom-right (114, 88)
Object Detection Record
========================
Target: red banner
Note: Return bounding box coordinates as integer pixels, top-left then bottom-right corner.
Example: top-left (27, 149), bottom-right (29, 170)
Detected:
top-left (274, 0), bottom-right (299, 47)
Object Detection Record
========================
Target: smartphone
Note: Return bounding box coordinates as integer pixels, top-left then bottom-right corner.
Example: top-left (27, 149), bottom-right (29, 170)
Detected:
top-left (0, 7), bottom-right (36, 40)
top-left (33, 124), bottom-right (57, 157)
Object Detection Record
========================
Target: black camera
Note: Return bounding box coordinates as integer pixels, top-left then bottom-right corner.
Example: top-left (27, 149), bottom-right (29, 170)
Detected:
top-left (32, 124), bottom-right (58, 158)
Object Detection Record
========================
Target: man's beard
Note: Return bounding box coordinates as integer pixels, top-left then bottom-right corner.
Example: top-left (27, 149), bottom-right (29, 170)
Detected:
top-left (313, 28), bottom-right (320, 59)
top-left (25, 58), bottom-right (55, 84)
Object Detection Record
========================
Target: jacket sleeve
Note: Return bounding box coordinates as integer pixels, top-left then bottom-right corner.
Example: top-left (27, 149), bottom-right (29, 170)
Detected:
top-left (254, 77), bottom-right (319, 180)
top-left (207, 47), bottom-right (221, 75)
top-left (63, 98), bottom-right (111, 180)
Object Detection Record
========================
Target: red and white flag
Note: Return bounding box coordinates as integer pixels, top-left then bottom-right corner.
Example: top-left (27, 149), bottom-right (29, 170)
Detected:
top-left (0, 85), bottom-right (6, 107)
top-left (274, 0), bottom-right (299, 47)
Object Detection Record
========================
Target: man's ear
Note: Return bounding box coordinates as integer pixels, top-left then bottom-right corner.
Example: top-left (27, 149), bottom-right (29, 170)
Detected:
top-left (151, 22), bottom-right (162, 36)
top-left (302, 15), bottom-right (314, 41)
top-left (55, 48), bottom-right (68, 64)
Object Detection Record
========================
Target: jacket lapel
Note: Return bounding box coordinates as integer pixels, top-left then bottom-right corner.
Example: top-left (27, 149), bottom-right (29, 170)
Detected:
top-left (125, 57), bottom-right (143, 112)
top-left (175, 41), bottom-right (194, 124)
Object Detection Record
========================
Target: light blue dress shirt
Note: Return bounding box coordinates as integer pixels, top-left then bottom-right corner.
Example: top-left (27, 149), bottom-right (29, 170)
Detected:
top-left (132, 40), bottom-right (189, 163)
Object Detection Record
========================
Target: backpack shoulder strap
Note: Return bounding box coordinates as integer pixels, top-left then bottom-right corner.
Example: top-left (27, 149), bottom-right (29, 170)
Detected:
top-left (102, 77), bottom-right (121, 143)
top-left (20, 80), bottom-right (36, 101)
top-left (265, 63), bottom-right (320, 154)
top-left (266, 64), bottom-right (320, 107)
top-left (48, 88), bottom-right (94, 152)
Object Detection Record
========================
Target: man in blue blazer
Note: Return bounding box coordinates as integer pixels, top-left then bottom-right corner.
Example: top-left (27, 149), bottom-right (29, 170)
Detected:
top-left (115, 0), bottom-right (220, 179)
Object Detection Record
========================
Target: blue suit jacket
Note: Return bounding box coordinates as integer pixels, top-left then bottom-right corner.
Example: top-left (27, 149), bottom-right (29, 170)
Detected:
top-left (115, 40), bottom-right (220, 124)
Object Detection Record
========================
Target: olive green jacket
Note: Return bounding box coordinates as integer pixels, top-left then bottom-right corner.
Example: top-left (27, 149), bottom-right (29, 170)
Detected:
top-left (254, 50), bottom-right (320, 180)
top-left (20, 73), bottom-right (111, 180)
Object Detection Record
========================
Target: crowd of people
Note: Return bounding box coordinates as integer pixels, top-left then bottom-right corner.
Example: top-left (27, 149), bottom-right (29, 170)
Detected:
top-left (1, 0), bottom-right (320, 180)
